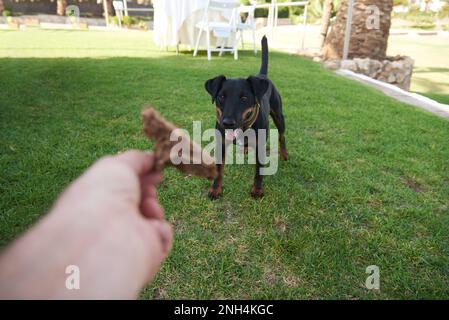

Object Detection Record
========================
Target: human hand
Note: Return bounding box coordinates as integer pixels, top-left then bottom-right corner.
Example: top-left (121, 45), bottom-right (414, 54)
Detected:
top-left (0, 151), bottom-right (172, 299)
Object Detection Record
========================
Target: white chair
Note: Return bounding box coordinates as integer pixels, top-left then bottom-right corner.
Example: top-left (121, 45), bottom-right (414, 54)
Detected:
top-left (193, 0), bottom-right (240, 60)
top-left (113, 1), bottom-right (124, 28)
top-left (237, 5), bottom-right (257, 55)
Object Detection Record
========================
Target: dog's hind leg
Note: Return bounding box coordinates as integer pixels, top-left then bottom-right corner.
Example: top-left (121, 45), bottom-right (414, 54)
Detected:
top-left (269, 93), bottom-right (288, 161)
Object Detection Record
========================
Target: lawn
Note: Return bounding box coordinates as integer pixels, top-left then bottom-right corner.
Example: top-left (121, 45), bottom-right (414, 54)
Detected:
top-left (254, 26), bottom-right (449, 105)
top-left (387, 33), bottom-right (449, 105)
top-left (1, 29), bottom-right (449, 299)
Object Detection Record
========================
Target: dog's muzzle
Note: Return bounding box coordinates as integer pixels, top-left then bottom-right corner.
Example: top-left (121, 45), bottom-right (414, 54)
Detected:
top-left (216, 102), bottom-right (260, 132)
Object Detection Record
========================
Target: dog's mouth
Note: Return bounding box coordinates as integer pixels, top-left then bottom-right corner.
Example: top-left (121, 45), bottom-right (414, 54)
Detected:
top-left (224, 128), bottom-right (249, 147)
top-left (224, 128), bottom-right (245, 141)
top-left (224, 129), bottom-right (238, 141)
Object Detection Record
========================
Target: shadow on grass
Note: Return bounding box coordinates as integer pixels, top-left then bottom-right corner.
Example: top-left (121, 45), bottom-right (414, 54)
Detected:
top-left (414, 67), bottom-right (449, 74)
top-left (411, 68), bottom-right (449, 104)
top-left (412, 76), bottom-right (449, 95)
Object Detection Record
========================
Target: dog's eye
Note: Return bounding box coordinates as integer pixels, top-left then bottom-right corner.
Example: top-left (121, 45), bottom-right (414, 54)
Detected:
top-left (240, 96), bottom-right (247, 102)
top-left (219, 95), bottom-right (225, 102)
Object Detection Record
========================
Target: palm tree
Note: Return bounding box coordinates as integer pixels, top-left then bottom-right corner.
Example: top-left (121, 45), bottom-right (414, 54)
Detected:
top-left (57, 0), bottom-right (68, 16)
top-left (322, 0), bottom-right (393, 60)
top-left (102, 0), bottom-right (113, 24)
top-left (319, 0), bottom-right (335, 49)
top-left (0, 0), bottom-right (5, 16)
top-left (107, 0), bottom-right (113, 18)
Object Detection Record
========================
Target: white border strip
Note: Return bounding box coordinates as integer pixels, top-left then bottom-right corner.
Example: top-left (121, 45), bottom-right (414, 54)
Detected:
top-left (337, 69), bottom-right (449, 118)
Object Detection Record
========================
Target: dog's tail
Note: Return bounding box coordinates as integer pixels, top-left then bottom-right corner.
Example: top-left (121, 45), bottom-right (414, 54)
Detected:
top-left (259, 35), bottom-right (268, 77)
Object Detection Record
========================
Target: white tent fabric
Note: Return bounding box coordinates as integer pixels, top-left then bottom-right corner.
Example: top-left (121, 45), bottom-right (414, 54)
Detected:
top-left (153, 0), bottom-right (237, 48)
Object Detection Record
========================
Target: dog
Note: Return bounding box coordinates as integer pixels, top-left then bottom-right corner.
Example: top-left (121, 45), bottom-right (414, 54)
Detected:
top-left (205, 36), bottom-right (288, 199)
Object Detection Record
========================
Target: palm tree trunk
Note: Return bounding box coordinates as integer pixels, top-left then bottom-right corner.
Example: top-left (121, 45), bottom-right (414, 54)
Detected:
top-left (103, 0), bottom-right (114, 24)
top-left (0, 0), bottom-right (5, 15)
top-left (322, 0), bottom-right (393, 60)
top-left (107, 0), bottom-right (113, 17)
top-left (319, 0), bottom-right (334, 49)
top-left (57, 0), bottom-right (68, 16)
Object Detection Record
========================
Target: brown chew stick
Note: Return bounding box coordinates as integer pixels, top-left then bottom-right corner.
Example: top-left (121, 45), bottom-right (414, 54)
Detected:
top-left (141, 107), bottom-right (217, 180)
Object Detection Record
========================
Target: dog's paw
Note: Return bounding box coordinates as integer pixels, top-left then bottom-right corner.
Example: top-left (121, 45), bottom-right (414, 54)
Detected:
top-left (208, 187), bottom-right (222, 200)
top-left (250, 186), bottom-right (264, 199)
top-left (280, 149), bottom-right (288, 161)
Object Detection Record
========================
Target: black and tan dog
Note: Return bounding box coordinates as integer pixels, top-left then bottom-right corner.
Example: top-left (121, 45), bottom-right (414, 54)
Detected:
top-left (205, 36), bottom-right (287, 199)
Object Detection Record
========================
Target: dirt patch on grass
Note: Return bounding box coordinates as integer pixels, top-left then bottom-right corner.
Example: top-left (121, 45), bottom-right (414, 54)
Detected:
top-left (152, 287), bottom-right (167, 299)
top-left (219, 200), bottom-right (235, 223)
top-left (274, 216), bottom-right (288, 233)
top-left (263, 262), bottom-right (303, 289)
top-left (282, 275), bottom-right (300, 288)
top-left (263, 266), bottom-right (278, 286)
top-left (402, 176), bottom-right (426, 193)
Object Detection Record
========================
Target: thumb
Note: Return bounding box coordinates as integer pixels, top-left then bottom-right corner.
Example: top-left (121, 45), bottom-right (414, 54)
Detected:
top-left (141, 219), bottom-right (173, 283)
top-left (149, 220), bottom-right (173, 256)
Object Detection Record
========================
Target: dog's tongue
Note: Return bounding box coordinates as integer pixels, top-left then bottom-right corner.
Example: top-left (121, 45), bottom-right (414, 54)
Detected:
top-left (225, 130), bottom-right (236, 141)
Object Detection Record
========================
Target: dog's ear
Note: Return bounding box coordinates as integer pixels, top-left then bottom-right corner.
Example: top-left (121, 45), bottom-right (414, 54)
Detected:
top-left (205, 75), bottom-right (226, 104)
top-left (247, 76), bottom-right (269, 102)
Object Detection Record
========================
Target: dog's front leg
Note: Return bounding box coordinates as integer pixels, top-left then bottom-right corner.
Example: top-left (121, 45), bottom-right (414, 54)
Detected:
top-left (251, 143), bottom-right (264, 199)
top-left (208, 142), bottom-right (225, 200)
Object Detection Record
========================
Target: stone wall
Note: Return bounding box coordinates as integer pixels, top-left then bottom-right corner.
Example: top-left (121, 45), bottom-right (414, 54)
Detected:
top-left (325, 56), bottom-right (414, 91)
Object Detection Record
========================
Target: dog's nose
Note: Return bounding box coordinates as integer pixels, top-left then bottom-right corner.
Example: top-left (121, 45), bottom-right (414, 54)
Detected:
top-left (222, 118), bottom-right (236, 129)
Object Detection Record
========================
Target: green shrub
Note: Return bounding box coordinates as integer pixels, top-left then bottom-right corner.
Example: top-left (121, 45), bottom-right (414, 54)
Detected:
top-left (393, 0), bottom-right (408, 6)
top-left (109, 16), bottom-right (118, 25)
top-left (122, 16), bottom-right (137, 27)
top-left (2, 8), bottom-right (13, 17)
top-left (138, 20), bottom-right (148, 30)
top-left (110, 15), bottom-right (137, 27)
top-left (399, 8), bottom-right (437, 30)
top-left (253, 0), bottom-right (293, 18)
top-left (394, 7), bottom-right (437, 23)
top-left (305, 0), bottom-right (341, 23)
top-left (410, 23), bottom-right (436, 30)
top-left (438, 5), bottom-right (449, 19)
top-left (254, 7), bottom-right (269, 18)
top-left (253, 0), bottom-right (342, 22)
top-left (277, 6), bottom-right (289, 18)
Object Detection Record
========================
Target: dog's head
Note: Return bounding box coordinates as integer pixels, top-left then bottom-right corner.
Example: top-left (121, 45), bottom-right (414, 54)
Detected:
top-left (205, 75), bottom-right (269, 139)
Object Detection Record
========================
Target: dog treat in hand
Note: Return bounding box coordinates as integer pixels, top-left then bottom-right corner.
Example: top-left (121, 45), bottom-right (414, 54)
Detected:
top-left (141, 107), bottom-right (217, 180)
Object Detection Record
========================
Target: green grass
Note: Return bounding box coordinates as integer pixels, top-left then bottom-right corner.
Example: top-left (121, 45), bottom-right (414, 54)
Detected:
top-left (420, 92), bottom-right (449, 105)
top-left (1, 29), bottom-right (449, 299)
top-left (387, 35), bottom-right (449, 105)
